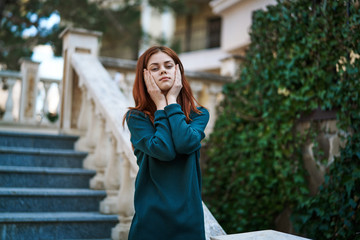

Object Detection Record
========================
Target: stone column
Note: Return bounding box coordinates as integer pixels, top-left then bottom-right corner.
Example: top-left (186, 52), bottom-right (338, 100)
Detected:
top-left (19, 59), bottom-right (40, 123)
top-left (190, 81), bottom-right (203, 101)
top-left (207, 84), bottom-right (223, 134)
top-left (220, 55), bottom-right (244, 79)
top-left (59, 27), bottom-right (102, 134)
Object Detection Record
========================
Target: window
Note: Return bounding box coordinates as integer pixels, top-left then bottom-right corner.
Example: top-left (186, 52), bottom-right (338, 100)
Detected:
top-left (207, 17), bottom-right (221, 48)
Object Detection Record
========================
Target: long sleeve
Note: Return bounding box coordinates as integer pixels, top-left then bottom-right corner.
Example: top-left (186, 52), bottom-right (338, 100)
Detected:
top-left (126, 109), bottom-right (176, 161)
top-left (164, 104), bottom-right (209, 154)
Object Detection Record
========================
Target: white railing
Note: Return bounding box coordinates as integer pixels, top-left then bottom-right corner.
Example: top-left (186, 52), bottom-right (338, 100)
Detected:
top-left (0, 70), bottom-right (21, 122)
top-left (70, 52), bottom-right (137, 239)
top-left (0, 68), bottom-right (60, 127)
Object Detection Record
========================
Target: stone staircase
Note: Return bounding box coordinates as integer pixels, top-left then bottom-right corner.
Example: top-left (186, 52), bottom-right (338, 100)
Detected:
top-left (0, 131), bottom-right (118, 239)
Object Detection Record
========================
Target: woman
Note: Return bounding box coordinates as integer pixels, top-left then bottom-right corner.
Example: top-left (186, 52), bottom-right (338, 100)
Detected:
top-left (125, 46), bottom-right (209, 240)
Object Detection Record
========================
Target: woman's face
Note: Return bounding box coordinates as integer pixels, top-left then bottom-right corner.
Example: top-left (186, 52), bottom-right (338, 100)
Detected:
top-left (146, 51), bottom-right (176, 93)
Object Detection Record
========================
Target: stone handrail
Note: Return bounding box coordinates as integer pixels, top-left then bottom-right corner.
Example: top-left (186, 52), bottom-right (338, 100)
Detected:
top-left (70, 52), bottom-right (138, 239)
top-left (71, 53), bottom-right (138, 174)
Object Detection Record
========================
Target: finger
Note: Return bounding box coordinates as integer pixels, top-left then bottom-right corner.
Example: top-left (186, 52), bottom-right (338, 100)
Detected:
top-left (143, 69), bottom-right (150, 88)
top-left (148, 71), bottom-right (158, 89)
top-left (176, 64), bottom-right (182, 86)
top-left (176, 64), bottom-right (181, 84)
top-left (144, 69), bottom-right (159, 91)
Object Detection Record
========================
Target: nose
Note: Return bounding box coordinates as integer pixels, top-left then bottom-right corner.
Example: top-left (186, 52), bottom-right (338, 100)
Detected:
top-left (160, 66), bottom-right (167, 75)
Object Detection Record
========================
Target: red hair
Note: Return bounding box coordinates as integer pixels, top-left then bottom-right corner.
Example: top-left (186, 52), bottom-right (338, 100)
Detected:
top-left (126, 46), bottom-right (202, 124)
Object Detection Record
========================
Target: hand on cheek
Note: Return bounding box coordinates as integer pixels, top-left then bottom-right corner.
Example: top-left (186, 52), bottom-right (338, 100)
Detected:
top-left (144, 69), bottom-right (167, 110)
top-left (166, 64), bottom-right (183, 104)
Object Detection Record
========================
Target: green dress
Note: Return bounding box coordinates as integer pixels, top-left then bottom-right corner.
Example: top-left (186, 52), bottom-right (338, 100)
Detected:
top-left (126, 103), bottom-right (209, 240)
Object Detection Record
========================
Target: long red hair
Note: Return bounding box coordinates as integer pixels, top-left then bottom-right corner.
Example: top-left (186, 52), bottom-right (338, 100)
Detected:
top-left (126, 46), bottom-right (202, 123)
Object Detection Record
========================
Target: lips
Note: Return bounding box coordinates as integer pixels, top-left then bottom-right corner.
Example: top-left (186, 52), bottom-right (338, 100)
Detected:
top-left (160, 77), bottom-right (170, 81)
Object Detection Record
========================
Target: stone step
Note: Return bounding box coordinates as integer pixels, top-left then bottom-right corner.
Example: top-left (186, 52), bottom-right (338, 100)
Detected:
top-left (0, 131), bottom-right (78, 150)
top-left (0, 212), bottom-right (118, 239)
top-left (0, 166), bottom-right (95, 188)
top-left (0, 146), bottom-right (86, 168)
top-left (0, 188), bottom-right (106, 212)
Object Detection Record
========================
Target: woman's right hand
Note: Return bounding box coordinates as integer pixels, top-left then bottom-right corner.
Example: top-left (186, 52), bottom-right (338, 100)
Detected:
top-left (144, 69), bottom-right (167, 110)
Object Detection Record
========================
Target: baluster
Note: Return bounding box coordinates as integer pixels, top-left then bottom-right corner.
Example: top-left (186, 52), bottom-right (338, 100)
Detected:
top-left (3, 78), bottom-right (16, 122)
top-left (111, 156), bottom-right (135, 240)
top-left (100, 133), bottom-right (121, 214)
top-left (41, 81), bottom-right (52, 124)
top-left (90, 116), bottom-right (110, 190)
top-left (12, 80), bottom-right (21, 122)
top-left (82, 99), bottom-right (100, 170)
top-left (56, 82), bottom-right (61, 114)
top-left (75, 86), bottom-right (90, 151)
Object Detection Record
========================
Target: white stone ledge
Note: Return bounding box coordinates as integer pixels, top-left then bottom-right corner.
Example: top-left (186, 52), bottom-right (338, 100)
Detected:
top-left (211, 230), bottom-right (311, 240)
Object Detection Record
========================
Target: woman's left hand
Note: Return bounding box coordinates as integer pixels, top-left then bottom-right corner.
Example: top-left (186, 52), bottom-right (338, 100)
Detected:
top-left (166, 64), bottom-right (183, 104)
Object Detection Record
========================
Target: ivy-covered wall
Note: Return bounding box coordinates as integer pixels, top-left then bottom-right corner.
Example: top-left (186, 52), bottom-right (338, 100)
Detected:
top-left (202, 1), bottom-right (360, 239)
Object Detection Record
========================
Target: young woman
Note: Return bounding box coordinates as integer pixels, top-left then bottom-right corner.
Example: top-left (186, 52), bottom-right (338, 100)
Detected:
top-left (125, 46), bottom-right (209, 240)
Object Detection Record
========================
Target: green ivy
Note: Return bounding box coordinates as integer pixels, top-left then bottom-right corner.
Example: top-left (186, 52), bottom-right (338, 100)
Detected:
top-left (202, 0), bottom-right (360, 237)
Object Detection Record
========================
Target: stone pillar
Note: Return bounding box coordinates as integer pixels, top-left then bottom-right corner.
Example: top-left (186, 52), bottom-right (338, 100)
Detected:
top-left (190, 81), bottom-right (203, 101)
top-left (19, 59), bottom-right (40, 123)
top-left (220, 55), bottom-right (244, 79)
top-left (59, 27), bottom-right (102, 134)
top-left (207, 84), bottom-right (223, 134)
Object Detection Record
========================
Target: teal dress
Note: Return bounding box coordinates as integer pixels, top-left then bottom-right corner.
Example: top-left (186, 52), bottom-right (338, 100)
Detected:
top-left (126, 103), bottom-right (209, 240)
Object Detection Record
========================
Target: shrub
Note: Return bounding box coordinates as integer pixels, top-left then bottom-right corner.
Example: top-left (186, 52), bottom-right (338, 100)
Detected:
top-left (203, 0), bottom-right (360, 238)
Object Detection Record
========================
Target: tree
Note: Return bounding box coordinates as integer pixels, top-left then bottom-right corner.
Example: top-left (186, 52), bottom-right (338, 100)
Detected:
top-left (203, 0), bottom-right (360, 238)
top-left (0, 0), bottom-right (193, 70)
top-left (0, 0), bottom-right (144, 70)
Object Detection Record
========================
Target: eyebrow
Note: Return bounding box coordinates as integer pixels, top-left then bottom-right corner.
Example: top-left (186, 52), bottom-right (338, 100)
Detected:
top-left (148, 60), bottom-right (174, 67)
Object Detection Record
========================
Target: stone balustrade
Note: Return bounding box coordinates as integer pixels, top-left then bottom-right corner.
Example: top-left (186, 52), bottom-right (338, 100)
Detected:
top-left (0, 70), bottom-right (21, 122)
top-left (100, 56), bottom-right (231, 136)
top-left (0, 64), bottom-right (60, 127)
